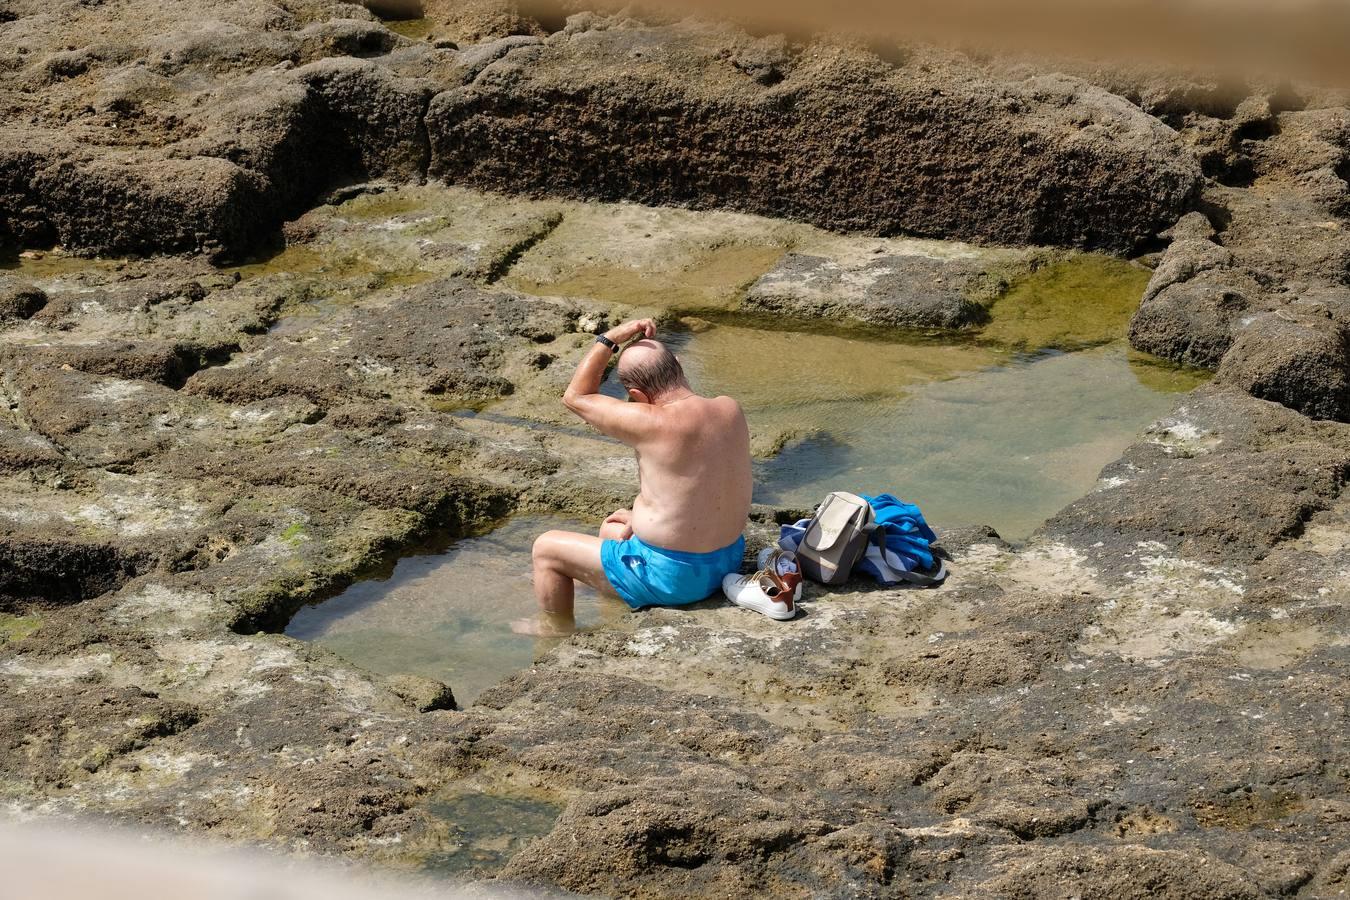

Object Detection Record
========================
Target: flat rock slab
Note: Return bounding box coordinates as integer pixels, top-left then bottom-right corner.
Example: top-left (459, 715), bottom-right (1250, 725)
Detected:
top-left (744, 252), bottom-right (1017, 329)
top-left (184, 276), bottom-right (579, 407)
top-left (278, 184), bottom-right (568, 284)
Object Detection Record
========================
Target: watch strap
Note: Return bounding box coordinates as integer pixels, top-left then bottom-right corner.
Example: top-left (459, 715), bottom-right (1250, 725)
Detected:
top-left (596, 335), bottom-right (620, 353)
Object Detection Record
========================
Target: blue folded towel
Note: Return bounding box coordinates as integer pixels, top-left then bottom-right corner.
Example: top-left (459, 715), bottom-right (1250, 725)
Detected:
top-left (859, 492), bottom-right (938, 577)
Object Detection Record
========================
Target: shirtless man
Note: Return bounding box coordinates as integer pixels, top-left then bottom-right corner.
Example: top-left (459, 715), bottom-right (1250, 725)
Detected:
top-left (515, 318), bottom-right (752, 634)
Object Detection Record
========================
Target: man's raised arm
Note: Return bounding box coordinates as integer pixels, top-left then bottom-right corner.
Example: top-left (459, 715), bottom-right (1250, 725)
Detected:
top-left (562, 319), bottom-right (656, 444)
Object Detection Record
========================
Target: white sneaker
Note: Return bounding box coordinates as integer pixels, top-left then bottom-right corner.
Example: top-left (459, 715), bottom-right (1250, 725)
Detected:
top-left (723, 550), bottom-right (802, 621)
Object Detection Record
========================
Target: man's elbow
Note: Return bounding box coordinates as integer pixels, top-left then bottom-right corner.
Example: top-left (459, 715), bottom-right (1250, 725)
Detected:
top-left (562, 391), bottom-right (584, 414)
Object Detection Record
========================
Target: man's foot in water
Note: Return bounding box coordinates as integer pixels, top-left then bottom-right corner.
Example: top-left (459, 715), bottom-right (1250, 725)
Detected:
top-left (511, 612), bottom-right (578, 637)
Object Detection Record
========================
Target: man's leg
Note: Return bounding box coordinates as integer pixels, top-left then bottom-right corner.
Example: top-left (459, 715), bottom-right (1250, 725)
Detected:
top-left (531, 527), bottom-right (613, 607)
top-left (514, 525), bottom-right (625, 636)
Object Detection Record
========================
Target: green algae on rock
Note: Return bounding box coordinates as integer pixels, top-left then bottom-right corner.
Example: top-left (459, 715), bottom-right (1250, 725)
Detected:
top-left (1126, 349), bottom-right (1215, 394)
top-left (383, 18), bottom-right (434, 41)
top-left (0, 613), bottom-right (41, 644)
top-left (977, 255), bottom-right (1153, 350)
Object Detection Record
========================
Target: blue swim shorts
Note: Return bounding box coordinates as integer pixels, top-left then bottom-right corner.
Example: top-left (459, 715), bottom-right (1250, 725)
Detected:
top-left (601, 533), bottom-right (747, 610)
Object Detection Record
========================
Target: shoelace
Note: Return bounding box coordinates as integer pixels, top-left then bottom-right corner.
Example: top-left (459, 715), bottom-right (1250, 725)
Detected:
top-left (750, 568), bottom-right (785, 597)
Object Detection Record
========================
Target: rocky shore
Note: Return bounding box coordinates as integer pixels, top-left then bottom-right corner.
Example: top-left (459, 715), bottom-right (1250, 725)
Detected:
top-left (2, 1), bottom-right (1348, 897)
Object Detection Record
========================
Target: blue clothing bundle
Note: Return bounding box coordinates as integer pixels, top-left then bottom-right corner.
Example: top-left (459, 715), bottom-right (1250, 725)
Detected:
top-left (856, 493), bottom-right (944, 585)
top-left (779, 492), bottom-right (945, 586)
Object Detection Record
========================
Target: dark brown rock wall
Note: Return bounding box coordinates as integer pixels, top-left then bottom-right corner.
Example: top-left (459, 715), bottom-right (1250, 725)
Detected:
top-left (428, 33), bottom-right (1202, 253)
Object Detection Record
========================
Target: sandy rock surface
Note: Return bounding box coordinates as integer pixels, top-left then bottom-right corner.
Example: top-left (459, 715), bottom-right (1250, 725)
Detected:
top-left (0, 3), bottom-right (1348, 897)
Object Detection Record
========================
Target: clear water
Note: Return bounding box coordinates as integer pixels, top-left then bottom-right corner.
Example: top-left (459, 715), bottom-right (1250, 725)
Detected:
top-left (285, 517), bottom-right (631, 704)
top-left (667, 326), bottom-right (1204, 539)
top-left (422, 791), bottom-right (562, 876)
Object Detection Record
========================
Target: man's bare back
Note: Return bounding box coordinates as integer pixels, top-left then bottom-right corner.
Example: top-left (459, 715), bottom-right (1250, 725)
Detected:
top-left (516, 319), bottom-right (752, 635)
top-left (629, 391), bottom-right (751, 552)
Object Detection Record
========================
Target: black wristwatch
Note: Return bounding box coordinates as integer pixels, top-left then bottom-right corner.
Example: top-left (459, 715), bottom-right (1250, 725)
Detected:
top-left (596, 335), bottom-right (621, 354)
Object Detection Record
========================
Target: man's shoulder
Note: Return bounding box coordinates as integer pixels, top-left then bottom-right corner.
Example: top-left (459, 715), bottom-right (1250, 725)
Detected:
top-left (717, 394), bottom-right (747, 416)
top-left (653, 395), bottom-right (737, 432)
top-left (701, 395), bottom-right (747, 428)
top-left (684, 394), bottom-right (742, 416)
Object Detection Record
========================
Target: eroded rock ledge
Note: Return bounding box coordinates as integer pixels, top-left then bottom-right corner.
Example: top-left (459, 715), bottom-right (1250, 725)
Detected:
top-left (1, 2), bottom-right (1199, 258)
top-left (1125, 103), bottom-right (1350, 421)
top-left (426, 27), bottom-right (1200, 253)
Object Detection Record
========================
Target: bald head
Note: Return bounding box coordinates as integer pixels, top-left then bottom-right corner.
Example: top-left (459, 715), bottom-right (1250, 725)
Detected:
top-left (617, 339), bottom-right (689, 402)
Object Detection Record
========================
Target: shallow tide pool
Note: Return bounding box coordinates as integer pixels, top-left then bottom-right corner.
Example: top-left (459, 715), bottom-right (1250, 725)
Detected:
top-left (286, 516), bottom-right (630, 704)
top-left (672, 327), bottom-right (1202, 539)
top-left (288, 248), bottom-right (1208, 703)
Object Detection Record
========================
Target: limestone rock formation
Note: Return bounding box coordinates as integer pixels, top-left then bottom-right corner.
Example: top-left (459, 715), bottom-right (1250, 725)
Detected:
top-left (743, 252), bottom-right (1011, 329)
top-left (428, 29), bottom-right (1202, 253)
top-left (1, 3), bottom-right (1203, 259)
top-left (0, 2), bottom-right (1348, 896)
top-left (1217, 313), bottom-right (1350, 422)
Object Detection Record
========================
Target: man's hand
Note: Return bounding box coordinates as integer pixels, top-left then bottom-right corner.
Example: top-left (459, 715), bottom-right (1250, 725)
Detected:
top-left (602, 507), bottom-right (634, 541)
top-left (605, 319), bottom-right (655, 345)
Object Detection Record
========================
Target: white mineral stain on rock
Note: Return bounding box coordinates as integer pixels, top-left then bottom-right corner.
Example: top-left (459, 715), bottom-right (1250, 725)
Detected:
top-left (1104, 703), bottom-right (1151, 724)
top-left (1067, 544), bottom-right (1269, 664)
top-left (82, 379), bottom-right (146, 403)
top-left (955, 543), bottom-right (1007, 567)
top-left (999, 543), bottom-right (1102, 595)
top-left (625, 626), bottom-right (679, 657)
top-left (155, 638), bottom-right (315, 702)
top-left (1077, 598), bottom-right (1239, 665)
top-left (355, 358), bottom-right (397, 377)
top-left (69, 474), bottom-right (204, 537)
top-left (229, 406), bottom-right (277, 424)
top-left (1136, 554), bottom-right (1246, 596)
top-left (245, 642), bottom-right (300, 674)
top-left (900, 817), bottom-right (980, 838)
top-left (109, 584), bottom-right (223, 634)
top-left (1146, 411), bottom-right (1221, 456)
top-left (137, 749), bottom-right (205, 779)
top-left (0, 652), bottom-right (113, 681)
top-left (0, 504), bottom-right (60, 527)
